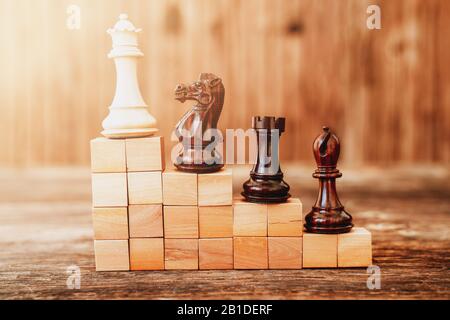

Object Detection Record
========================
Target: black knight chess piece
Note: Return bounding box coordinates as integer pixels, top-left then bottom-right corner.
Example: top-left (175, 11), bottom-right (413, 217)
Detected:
top-left (173, 73), bottom-right (225, 173)
top-left (242, 116), bottom-right (291, 203)
top-left (304, 126), bottom-right (353, 234)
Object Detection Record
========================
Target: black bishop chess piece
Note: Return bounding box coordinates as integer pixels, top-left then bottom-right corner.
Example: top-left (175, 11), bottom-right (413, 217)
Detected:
top-left (304, 126), bottom-right (353, 234)
top-left (242, 116), bottom-right (291, 203)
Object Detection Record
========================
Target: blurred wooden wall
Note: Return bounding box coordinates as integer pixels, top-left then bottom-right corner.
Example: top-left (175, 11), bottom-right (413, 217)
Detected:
top-left (0, 0), bottom-right (448, 167)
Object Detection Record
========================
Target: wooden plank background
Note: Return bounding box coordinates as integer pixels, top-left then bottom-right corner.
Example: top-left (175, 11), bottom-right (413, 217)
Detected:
top-left (0, 0), bottom-right (448, 167)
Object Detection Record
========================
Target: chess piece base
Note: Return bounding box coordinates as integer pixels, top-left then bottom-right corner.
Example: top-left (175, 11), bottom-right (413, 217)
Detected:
top-left (174, 163), bottom-right (224, 174)
top-left (102, 128), bottom-right (158, 139)
top-left (242, 174), bottom-right (291, 204)
top-left (304, 225), bottom-right (353, 234)
top-left (241, 192), bottom-right (291, 204)
top-left (304, 207), bottom-right (353, 234)
top-left (175, 146), bottom-right (224, 173)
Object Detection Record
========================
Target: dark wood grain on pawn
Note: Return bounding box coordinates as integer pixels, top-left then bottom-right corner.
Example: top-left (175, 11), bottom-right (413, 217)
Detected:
top-left (0, 166), bottom-right (449, 300)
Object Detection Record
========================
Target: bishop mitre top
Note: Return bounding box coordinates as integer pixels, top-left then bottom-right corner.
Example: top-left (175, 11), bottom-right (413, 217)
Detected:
top-left (304, 126), bottom-right (353, 234)
top-left (102, 14), bottom-right (158, 139)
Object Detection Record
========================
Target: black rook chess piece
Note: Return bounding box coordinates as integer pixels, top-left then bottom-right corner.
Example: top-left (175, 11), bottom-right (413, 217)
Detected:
top-left (242, 116), bottom-right (291, 203)
top-left (304, 126), bottom-right (353, 234)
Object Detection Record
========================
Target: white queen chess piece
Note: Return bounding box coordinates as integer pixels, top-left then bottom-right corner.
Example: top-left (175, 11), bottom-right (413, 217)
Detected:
top-left (102, 14), bottom-right (158, 138)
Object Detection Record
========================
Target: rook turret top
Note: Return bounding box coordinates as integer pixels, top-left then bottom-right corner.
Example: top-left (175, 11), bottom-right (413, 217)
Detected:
top-left (252, 116), bottom-right (285, 133)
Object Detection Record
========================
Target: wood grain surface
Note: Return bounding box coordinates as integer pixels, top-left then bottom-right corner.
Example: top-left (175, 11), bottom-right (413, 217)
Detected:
top-left (0, 0), bottom-right (449, 167)
top-left (0, 165), bottom-right (448, 299)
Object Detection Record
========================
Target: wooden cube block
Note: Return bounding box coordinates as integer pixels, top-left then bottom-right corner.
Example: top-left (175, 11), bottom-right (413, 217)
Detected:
top-left (199, 206), bottom-right (233, 238)
top-left (164, 206), bottom-right (198, 239)
top-left (198, 168), bottom-right (233, 206)
top-left (303, 233), bottom-right (337, 268)
top-left (125, 136), bottom-right (165, 172)
top-left (129, 205), bottom-right (163, 238)
top-left (165, 239), bottom-right (198, 270)
top-left (268, 198), bottom-right (303, 237)
top-left (92, 173), bottom-right (128, 207)
top-left (130, 238), bottom-right (164, 270)
top-left (199, 238), bottom-right (233, 270)
top-left (162, 169), bottom-right (197, 206)
top-left (233, 199), bottom-right (267, 236)
top-left (268, 237), bottom-right (302, 269)
top-left (94, 240), bottom-right (129, 271)
top-left (338, 228), bottom-right (372, 268)
top-left (92, 207), bottom-right (129, 240)
top-left (128, 171), bottom-right (162, 205)
top-left (90, 138), bottom-right (126, 173)
top-left (234, 237), bottom-right (268, 269)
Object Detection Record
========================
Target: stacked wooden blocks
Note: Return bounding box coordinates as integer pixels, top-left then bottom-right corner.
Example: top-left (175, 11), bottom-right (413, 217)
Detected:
top-left (90, 137), bottom-right (372, 271)
top-left (303, 228), bottom-right (372, 268)
top-left (232, 199), bottom-right (372, 269)
top-left (233, 198), bottom-right (303, 269)
top-left (163, 168), bottom-right (233, 270)
top-left (91, 136), bottom-right (165, 271)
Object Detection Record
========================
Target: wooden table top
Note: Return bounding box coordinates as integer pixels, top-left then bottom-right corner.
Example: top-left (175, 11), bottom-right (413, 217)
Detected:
top-left (0, 165), bottom-right (449, 300)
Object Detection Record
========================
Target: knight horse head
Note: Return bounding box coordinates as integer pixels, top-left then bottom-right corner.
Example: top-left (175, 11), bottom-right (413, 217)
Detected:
top-left (173, 73), bottom-right (225, 173)
top-left (175, 73), bottom-right (224, 134)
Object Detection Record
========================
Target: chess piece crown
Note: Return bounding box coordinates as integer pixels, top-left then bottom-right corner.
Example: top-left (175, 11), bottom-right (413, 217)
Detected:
top-left (241, 116), bottom-right (290, 203)
top-left (173, 73), bottom-right (225, 173)
top-left (101, 14), bottom-right (158, 139)
top-left (304, 126), bottom-right (353, 234)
